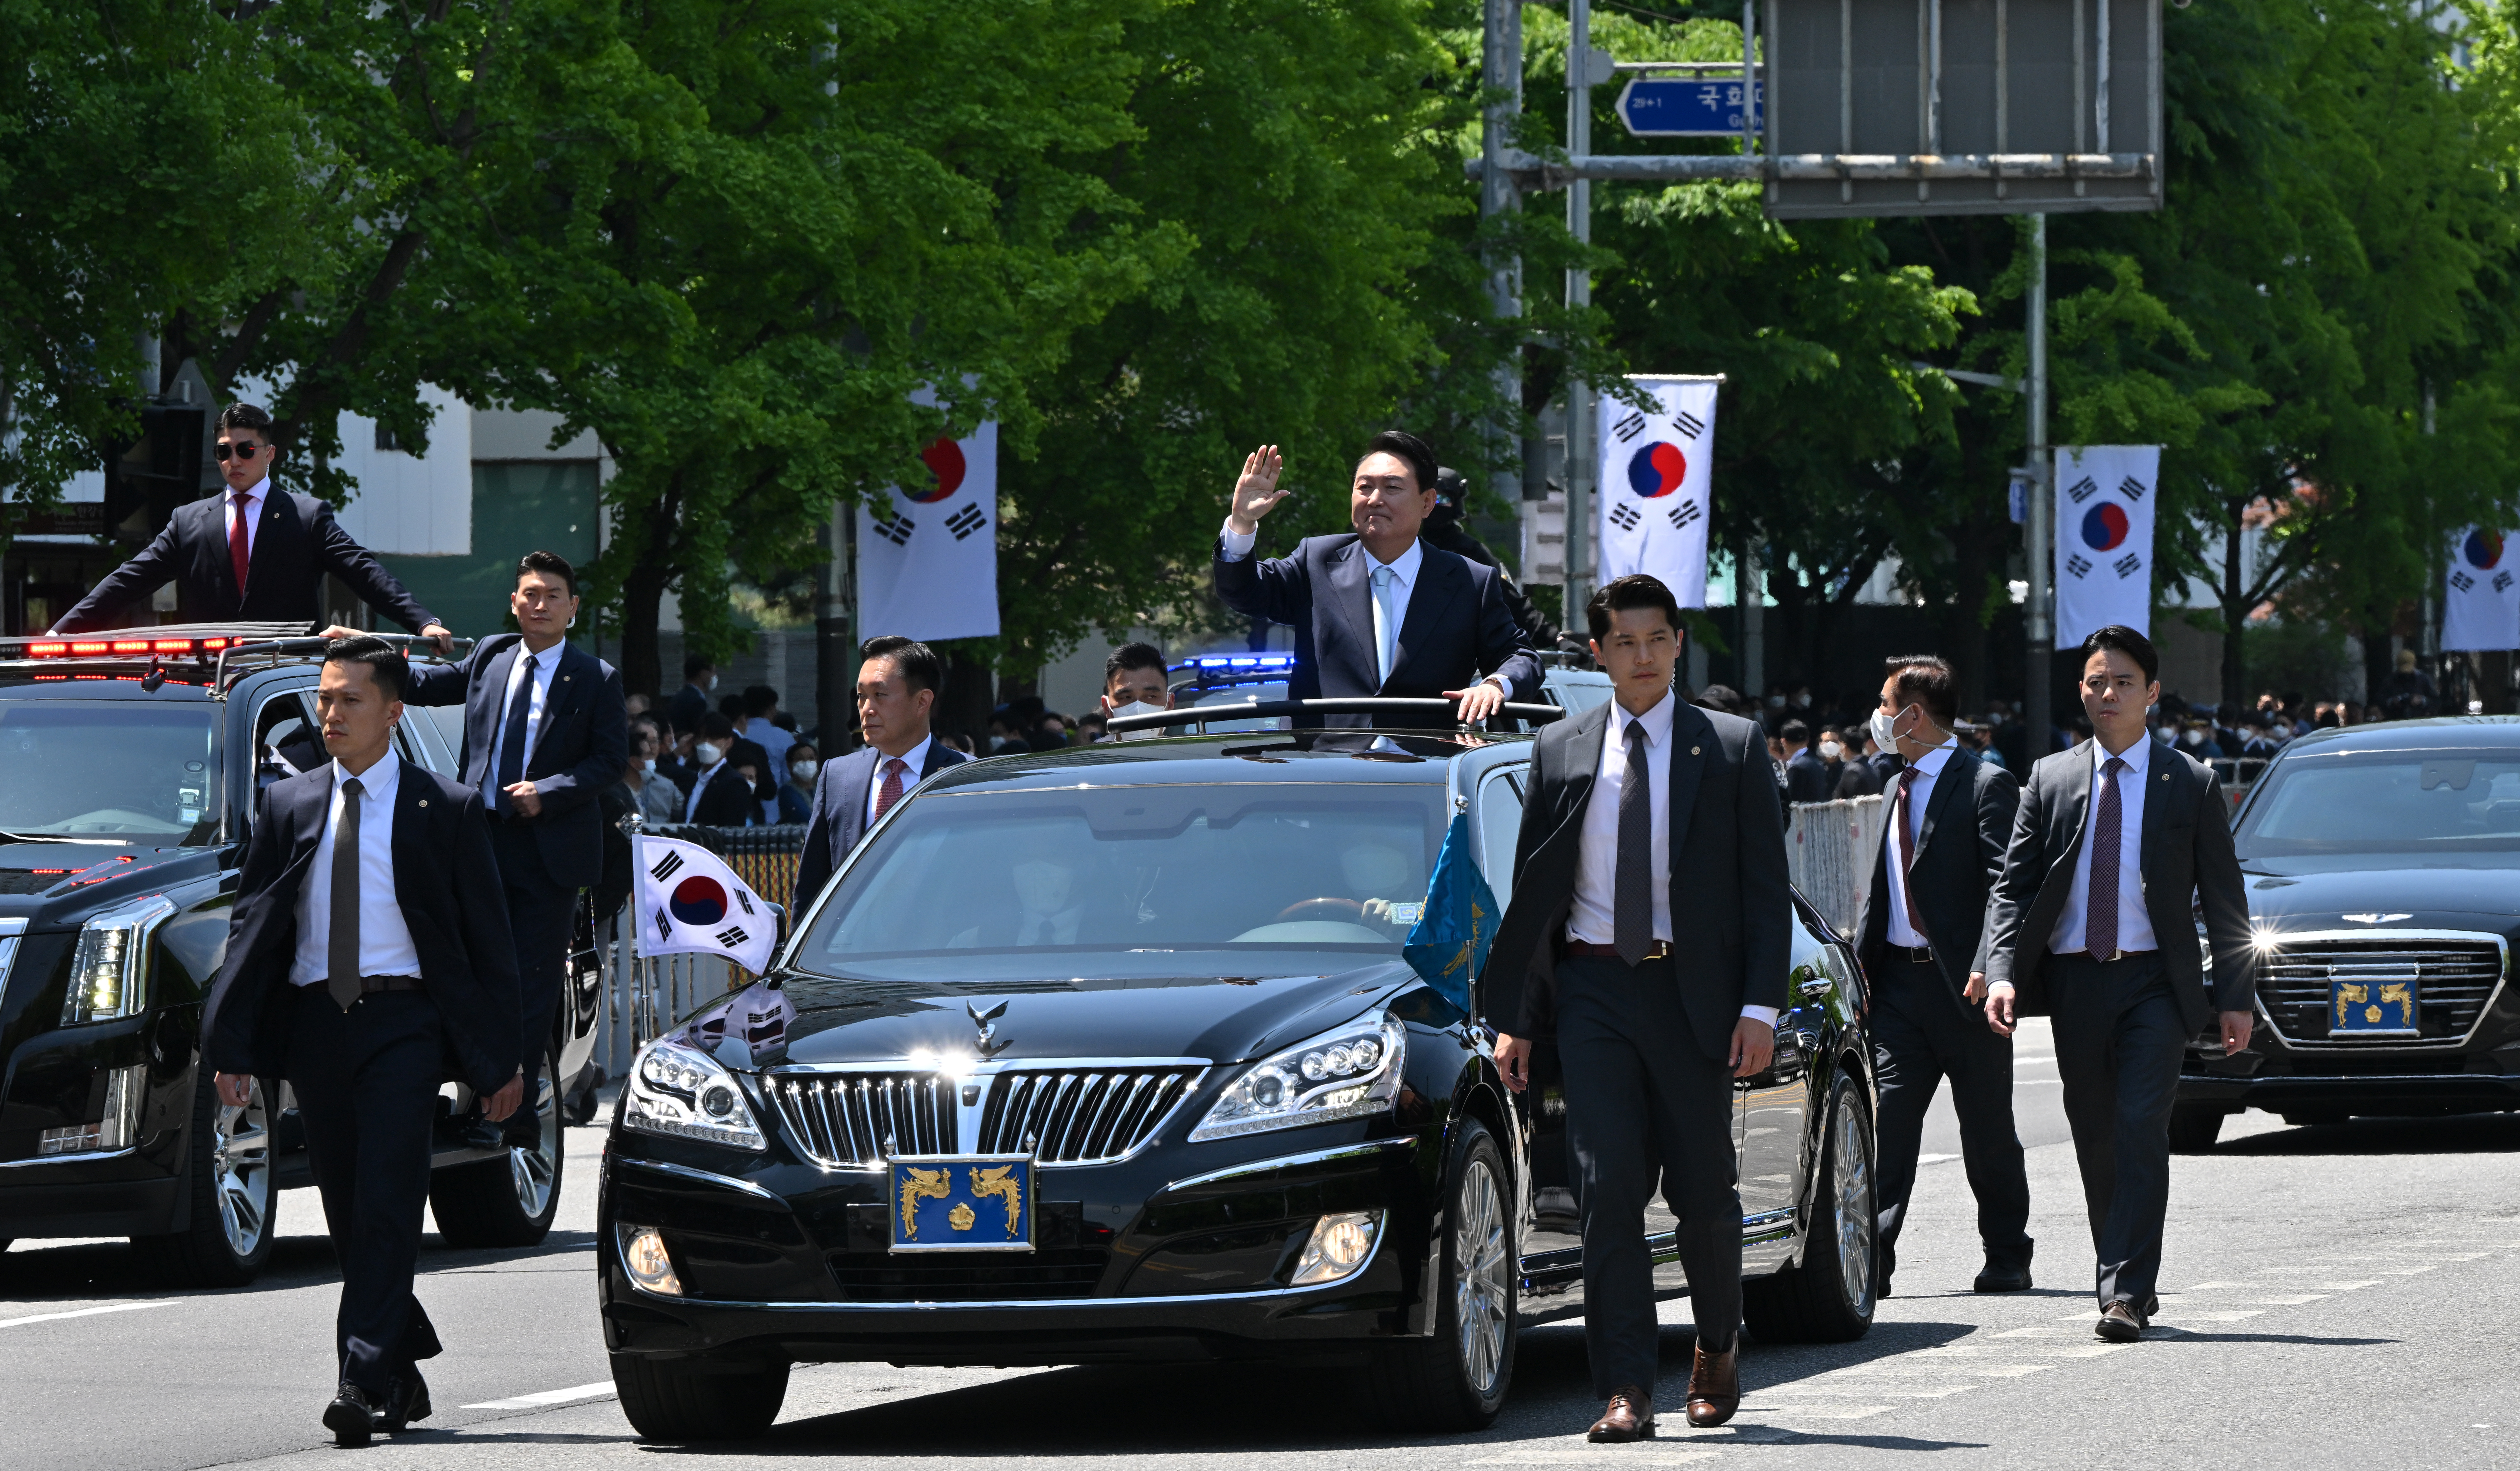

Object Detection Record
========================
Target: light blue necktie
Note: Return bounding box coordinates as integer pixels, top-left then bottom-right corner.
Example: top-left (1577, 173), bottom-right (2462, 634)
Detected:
top-left (1370, 564), bottom-right (1399, 685)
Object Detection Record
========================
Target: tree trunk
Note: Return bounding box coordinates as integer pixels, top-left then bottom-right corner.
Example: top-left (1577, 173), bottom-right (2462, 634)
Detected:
top-left (937, 652), bottom-right (997, 741)
top-left (2218, 512), bottom-right (2246, 710)
top-left (619, 559), bottom-right (670, 702)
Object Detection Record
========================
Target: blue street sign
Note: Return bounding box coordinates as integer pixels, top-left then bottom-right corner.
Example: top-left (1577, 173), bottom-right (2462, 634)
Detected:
top-left (1614, 76), bottom-right (1762, 138)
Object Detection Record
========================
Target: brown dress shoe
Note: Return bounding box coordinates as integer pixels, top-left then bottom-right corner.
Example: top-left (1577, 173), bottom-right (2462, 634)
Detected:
top-left (1587, 1387), bottom-right (1655, 1442)
top-left (1685, 1343), bottom-right (1741, 1427)
top-left (2095, 1300), bottom-right (2146, 1342)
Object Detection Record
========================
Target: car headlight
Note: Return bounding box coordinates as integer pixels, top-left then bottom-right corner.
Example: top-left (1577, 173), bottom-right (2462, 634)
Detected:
top-left (61, 896), bottom-right (177, 1026)
top-left (1190, 1014), bottom-right (1405, 1142)
top-left (624, 1037), bottom-right (766, 1151)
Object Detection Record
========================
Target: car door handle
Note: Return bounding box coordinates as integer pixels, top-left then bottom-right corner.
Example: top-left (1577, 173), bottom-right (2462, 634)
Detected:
top-left (1797, 976), bottom-right (1834, 999)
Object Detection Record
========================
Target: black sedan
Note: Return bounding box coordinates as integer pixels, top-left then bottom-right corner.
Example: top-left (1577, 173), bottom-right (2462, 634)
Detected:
top-left (2174, 716), bottom-right (2520, 1148)
top-left (599, 714), bottom-right (1879, 1440)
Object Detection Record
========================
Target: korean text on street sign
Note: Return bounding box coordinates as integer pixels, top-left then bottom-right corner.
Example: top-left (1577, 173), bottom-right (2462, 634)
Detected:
top-left (1615, 76), bottom-right (1762, 138)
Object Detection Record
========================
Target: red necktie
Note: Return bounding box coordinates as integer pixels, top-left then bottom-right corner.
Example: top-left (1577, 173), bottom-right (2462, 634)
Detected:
top-left (872, 758), bottom-right (909, 820)
top-left (1894, 767), bottom-right (1927, 939)
top-left (228, 493), bottom-right (252, 593)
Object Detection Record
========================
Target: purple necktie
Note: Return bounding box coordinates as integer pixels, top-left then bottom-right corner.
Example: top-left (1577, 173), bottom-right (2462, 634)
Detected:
top-left (2087, 756), bottom-right (2127, 959)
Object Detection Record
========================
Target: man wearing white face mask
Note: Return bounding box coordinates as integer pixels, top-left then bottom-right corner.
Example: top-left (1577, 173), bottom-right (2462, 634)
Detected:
top-left (683, 713), bottom-right (758, 826)
top-left (1097, 643), bottom-right (1174, 740)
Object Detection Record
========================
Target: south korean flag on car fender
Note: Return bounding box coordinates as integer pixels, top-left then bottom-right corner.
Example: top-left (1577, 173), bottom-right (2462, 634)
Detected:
top-left (634, 836), bottom-right (777, 973)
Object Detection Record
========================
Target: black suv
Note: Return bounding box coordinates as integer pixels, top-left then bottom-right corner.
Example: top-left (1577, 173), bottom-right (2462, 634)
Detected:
top-left (2174, 716), bottom-right (2520, 1148)
top-left (0, 625), bottom-right (598, 1283)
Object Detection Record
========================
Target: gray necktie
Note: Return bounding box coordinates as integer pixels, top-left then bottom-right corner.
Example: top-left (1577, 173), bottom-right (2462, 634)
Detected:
top-left (328, 776), bottom-right (364, 1011)
top-left (1615, 720), bottom-right (1655, 965)
top-left (1370, 564), bottom-right (1399, 684)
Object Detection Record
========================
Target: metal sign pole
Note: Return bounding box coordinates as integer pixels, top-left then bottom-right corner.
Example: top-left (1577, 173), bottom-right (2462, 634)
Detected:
top-left (2025, 212), bottom-right (2052, 757)
top-left (1481, 0), bottom-right (1524, 519)
top-left (1567, 0), bottom-right (1595, 627)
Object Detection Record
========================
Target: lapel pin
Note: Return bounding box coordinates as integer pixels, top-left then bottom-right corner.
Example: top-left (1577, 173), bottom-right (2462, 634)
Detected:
top-left (1691, 746), bottom-right (1700, 756)
top-left (419, 799), bottom-right (428, 807)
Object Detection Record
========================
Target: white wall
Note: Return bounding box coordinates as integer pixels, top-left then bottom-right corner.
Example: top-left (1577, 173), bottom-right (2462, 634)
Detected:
top-left (331, 384), bottom-right (471, 556)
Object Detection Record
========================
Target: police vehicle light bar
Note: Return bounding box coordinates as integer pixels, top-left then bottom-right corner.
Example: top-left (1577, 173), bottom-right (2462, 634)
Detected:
top-left (7, 636), bottom-right (234, 659)
top-left (1177, 654), bottom-right (1294, 672)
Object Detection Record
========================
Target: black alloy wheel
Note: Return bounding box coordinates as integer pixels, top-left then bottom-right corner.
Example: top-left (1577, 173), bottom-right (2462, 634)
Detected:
top-left (1368, 1116), bottom-right (1517, 1431)
top-left (1744, 1076), bottom-right (1876, 1344)
top-left (136, 1070), bottom-right (278, 1287)
top-left (612, 1352), bottom-right (790, 1443)
top-left (430, 1054), bottom-right (565, 1248)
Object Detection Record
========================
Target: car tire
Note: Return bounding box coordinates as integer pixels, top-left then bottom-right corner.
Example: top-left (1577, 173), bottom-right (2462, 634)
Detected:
top-left (134, 1070), bottom-right (278, 1287)
top-left (430, 1054), bottom-right (564, 1248)
top-left (611, 1352), bottom-right (788, 1442)
top-left (1744, 1077), bottom-right (1875, 1344)
top-left (2167, 1101), bottom-right (2225, 1154)
top-left (1367, 1116), bottom-right (1516, 1432)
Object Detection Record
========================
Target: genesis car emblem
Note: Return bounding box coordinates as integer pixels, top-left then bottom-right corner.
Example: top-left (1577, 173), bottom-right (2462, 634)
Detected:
top-left (2341, 913), bottom-right (2413, 924)
top-left (968, 999), bottom-right (1012, 1057)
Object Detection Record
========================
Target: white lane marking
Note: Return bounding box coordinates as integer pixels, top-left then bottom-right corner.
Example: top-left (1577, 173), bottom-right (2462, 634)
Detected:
top-left (2156, 1310), bottom-right (2264, 1322)
top-left (1472, 1449), bottom-right (1719, 1465)
top-left (461, 1381), bottom-right (617, 1411)
top-left (2236, 1293), bottom-right (2328, 1305)
top-left (1915, 1153), bottom-right (1961, 1166)
top-left (0, 1301), bottom-right (175, 1329)
top-left (1766, 1383), bottom-right (1976, 1399)
top-left (1740, 1403), bottom-right (1894, 1420)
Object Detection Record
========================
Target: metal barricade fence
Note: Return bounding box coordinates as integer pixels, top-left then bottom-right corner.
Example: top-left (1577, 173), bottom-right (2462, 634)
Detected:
top-left (1786, 795), bottom-right (1887, 939)
top-left (590, 823), bottom-right (811, 1083)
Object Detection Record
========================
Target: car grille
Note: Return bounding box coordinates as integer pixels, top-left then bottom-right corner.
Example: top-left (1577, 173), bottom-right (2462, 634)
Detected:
top-left (2256, 935), bottom-right (2507, 1047)
top-left (765, 1064), bottom-right (1206, 1169)
top-left (826, 1247), bottom-right (1113, 1301)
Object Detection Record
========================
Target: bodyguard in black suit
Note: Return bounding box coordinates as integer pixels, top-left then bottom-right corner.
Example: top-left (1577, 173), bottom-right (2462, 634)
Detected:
top-left (394, 551), bottom-right (625, 1129)
top-left (202, 637), bottom-right (522, 1444)
top-left (1212, 432), bottom-right (1538, 728)
top-left (1851, 656), bottom-right (2032, 1298)
top-left (1486, 575), bottom-right (1790, 1440)
top-left (1984, 624), bottom-right (2254, 1342)
top-left (52, 403), bottom-right (450, 642)
top-left (793, 635), bottom-right (971, 913)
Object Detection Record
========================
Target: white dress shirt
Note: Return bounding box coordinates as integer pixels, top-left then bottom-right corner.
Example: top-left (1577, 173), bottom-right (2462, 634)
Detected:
top-left (1217, 521), bottom-right (1501, 692)
top-left (746, 717), bottom-right (796, 821)
top-left (864, 735), bottom-right (936, 826)
top-left (1565, 690), bottom-right (1777, 1026)
top-left (2048, 735), bottom-right (2160, 956)
top-left (224, 477), bottom-right (271, 561)
top-left (1882, 737), bottom-right (1959, 949)
top-left (490, 640), bottom-right (563, 795)
top-left (290, 751), bottom-right (424, 986)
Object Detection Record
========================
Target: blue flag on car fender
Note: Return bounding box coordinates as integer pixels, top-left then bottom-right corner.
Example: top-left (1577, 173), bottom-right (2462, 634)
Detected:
top-left (1404, 814), bottom-right (1499, 1016)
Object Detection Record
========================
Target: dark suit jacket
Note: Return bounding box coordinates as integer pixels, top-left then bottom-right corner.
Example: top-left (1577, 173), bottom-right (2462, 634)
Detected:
top-left (405, 635), bottom-right (627, 889)
top-left (1479, 696), bottom-right (1792, 1062)
top-left (53, 489), bottom-right (437, 634)
top-left (1983, 738), bottom-right (2254, 1033)
top-left (1854, 746), bottom-right (2020, 1009)
top-left (201, 763), bottom-right (522, 1095)
top-left (792, 740), bottom-right (973, 913)
top-left (686, 762), bottom-right (762, 827)
top-left (1784, 749), bottom-right (1833, 805)
top-left (1213, 534), bottom-right (1539, 726)
top-left (665, 683), bottom-right (712, 737)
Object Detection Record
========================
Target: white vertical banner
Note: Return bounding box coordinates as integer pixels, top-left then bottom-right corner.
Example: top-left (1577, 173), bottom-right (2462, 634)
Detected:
top-left (857, 395), bottom-right (999, 641)
top-left (2442, 528), bottom-right (2520, 651)
top-left (1596, 376), bottom-right (1717, 608)
top-left (2052, 445), bottom-right (2161, 648)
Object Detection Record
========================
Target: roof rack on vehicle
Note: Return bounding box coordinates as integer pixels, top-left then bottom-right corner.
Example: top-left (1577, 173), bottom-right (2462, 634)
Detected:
top-left (212, 629), bottom-right (473, 693)
top-left (1106, 696), bottom-right (1565, 734)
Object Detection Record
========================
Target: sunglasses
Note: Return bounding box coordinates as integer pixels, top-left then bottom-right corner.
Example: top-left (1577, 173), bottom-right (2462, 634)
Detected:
top-left (213, 441), bottom-right (270, 461)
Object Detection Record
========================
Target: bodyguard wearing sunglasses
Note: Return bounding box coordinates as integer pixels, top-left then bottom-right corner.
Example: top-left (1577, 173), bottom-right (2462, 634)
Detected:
top-left (50, 401), bottom-right (452, 647)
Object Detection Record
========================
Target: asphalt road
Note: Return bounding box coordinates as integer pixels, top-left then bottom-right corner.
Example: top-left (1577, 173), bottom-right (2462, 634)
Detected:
top-left (6, 1016), bottom-right (2516, 1470)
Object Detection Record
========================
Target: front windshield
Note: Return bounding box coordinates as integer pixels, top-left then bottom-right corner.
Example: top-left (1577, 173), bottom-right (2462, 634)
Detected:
top-left (0, 701), bottom-right (218, 841)
top-left (795, 782), bottom-right (1446, 973)
top-left (2237, 749), bottom-right (2520, 857)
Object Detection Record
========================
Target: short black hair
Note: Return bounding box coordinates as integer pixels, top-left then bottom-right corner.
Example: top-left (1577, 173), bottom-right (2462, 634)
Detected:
top-left (216, 402), bottom-right (276, 444)
top-left (1356, 429), bottom-right (1439, 498)
top-left (698, 712), bottom-right (737, 741)
top-left (1429, 465), bottom-right (1467, 526)
top-left (516, 549), bottom-right (576, 597)
top-left (322, 634), bottom-right (407, 700)
top-left (1882, 654), bottom-right (1959, 727)
top-left (1780, 719), bottom-right (1810, 745)
top-left (684, 652), bottom-right (715, 680)
top-left (742, 683), bottom-right (779, 718)
top-left (860, 634), bottom-right (943, 695)
top-left (2080, 624), bottom-right (2161, 686)
top-left (1586, 574), bottom-right (1686, 642)
top-left (718, 692), bottom-right (746, 720)
top-left (1104, 642), bottom-right (1167, 689)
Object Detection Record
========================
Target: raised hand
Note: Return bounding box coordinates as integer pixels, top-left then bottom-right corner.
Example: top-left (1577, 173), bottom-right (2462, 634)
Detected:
top-left (1226, 445), bottom-right (1289, 536)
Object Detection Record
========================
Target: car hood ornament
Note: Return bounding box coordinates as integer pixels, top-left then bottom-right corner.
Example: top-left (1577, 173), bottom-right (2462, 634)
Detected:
top-left (2341, 913), bottom-right (2413, 924)
top-left (968, 999), bottom-right (1012, 1058)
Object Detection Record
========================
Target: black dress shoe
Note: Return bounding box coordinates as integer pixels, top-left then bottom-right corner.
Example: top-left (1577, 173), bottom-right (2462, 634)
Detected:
top-left (1973, 1260), bottom-right (2033, 1293)
top-left (2095, 1300), bottom-right (2147, 1342)
top-left (378, 1371), bottom-right (432, 1433)
top-left (323, 1383), bottom-right (380, 1446)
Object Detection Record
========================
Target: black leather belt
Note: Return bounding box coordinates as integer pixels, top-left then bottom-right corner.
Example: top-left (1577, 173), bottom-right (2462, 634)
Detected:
top-left (2073, 949), bottom-right (2157, 964)
top-left (1890, 945), bottom-right (1934, 964)
top-left (360, 975), bottom-right (423, 994)
top-left (1566, 939), bottom-right (1674, 961)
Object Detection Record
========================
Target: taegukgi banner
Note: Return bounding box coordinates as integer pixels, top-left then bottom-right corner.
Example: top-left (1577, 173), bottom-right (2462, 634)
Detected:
top-left (1596, 376), bottom-right (1718, 608)
top-left (2442, 527), bottom-right (2520, 652)
top-left (857, 388), bottom-right (1000, 642)
top-left (2052, 445), bottom-right (2161, 648)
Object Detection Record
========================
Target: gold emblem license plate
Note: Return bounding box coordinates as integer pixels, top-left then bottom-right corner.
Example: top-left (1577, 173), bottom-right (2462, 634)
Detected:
top-left (888, 1155), bottom-right (1035, 1253)
top-left (2329, 975), bottom-right (2420, 1038)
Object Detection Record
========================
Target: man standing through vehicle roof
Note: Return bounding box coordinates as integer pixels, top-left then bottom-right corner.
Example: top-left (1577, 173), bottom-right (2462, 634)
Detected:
top-left (201, 637), bottom-right (522, 1444)
top-left (1983, 624), bottom-right (2254, 1342)
top-left (1213, 432), bottom-right (1539, 729)
top-left (53, 402), bottom-right (454, 648)
top-left (1485, 574), bottom-right (1790, 1439)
